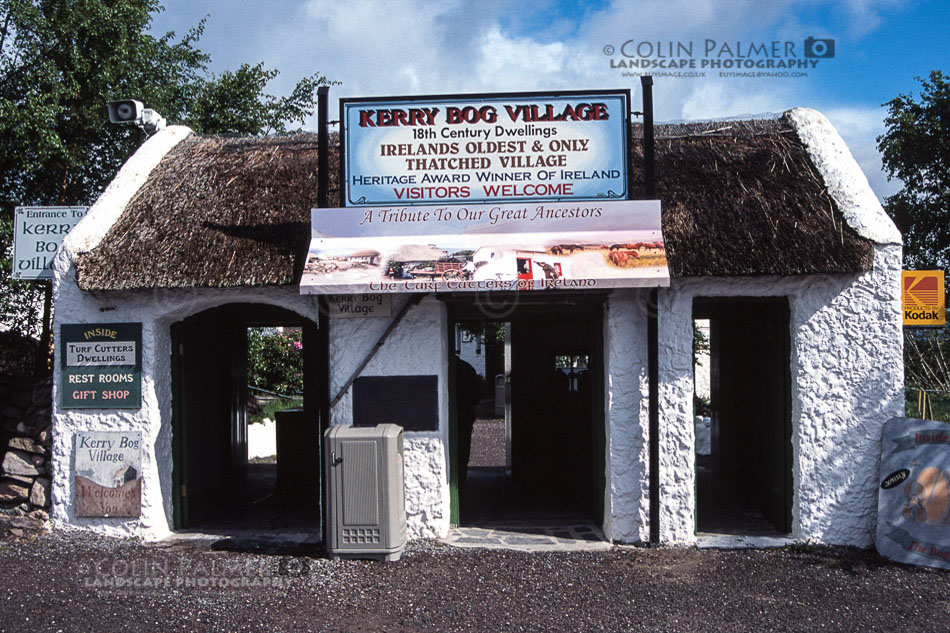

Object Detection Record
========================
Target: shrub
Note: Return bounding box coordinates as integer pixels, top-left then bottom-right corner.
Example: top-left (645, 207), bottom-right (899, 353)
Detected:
top-left (247, 327), bottom-right (303, 395)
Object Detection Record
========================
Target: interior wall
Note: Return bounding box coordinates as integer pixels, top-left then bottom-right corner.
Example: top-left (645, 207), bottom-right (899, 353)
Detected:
top-left (703, 299), bottom-right (791, 533)
top-left (178, 321), bottom-right (233, 516)
top-left (657, 243), bottom-right (903, 546)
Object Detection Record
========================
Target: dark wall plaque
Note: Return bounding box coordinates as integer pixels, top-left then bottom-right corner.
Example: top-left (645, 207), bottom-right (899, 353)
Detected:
top-left (353, 375), bottom-right (439, 432)
top-left (61, 323), bottom-right (142, 409)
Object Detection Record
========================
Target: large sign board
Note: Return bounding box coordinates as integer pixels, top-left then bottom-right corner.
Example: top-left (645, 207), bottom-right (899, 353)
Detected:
top-left (74, 431), bottom-right (142, 517)
top-left (902, 270), bottom-right (945, 327)
top-left (877, 417), bottom-right (950, 570)
top-left (13, 206), bottom-right (87, 280)
top-left (60, 323), bottom-right (142, 409)
top-left (340, 90), bottom-right (630, 207)
top-left (302, 200), bottom-right (667, 294)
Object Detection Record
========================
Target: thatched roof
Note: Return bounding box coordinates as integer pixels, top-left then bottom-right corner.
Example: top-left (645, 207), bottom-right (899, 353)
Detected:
top-left (74, 112), bottom-right (875, 290)
top-left (75, 134), bottom-right (333, 289)
top-left (634, 117), bottom-right (873, 277)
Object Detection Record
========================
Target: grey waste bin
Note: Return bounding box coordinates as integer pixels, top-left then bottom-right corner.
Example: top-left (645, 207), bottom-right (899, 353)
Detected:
top-left (324, 423), bottom-right (406, 561)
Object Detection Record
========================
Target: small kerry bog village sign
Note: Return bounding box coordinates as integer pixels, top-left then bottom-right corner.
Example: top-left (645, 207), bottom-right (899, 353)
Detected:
top-left (74, 431), bottom-right (142, 518)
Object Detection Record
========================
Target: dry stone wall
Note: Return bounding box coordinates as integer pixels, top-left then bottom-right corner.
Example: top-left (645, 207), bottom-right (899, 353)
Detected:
top-left (0, 376), bottom-right (53, 530)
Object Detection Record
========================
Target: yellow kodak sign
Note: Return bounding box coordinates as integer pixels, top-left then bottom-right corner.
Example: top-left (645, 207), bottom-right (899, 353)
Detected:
top-left (902, 270), bottom-right (945, 326)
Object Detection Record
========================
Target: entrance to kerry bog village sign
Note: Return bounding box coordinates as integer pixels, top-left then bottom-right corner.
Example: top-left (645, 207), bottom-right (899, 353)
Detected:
top-left (12, 206), bottom-right (87, 281)
top-left (13, 206), bottom-right (89, 372)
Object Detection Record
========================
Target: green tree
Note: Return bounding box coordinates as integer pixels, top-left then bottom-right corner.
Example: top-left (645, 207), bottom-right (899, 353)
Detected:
top-left (878, 71), bottom-right (950, 410)
top-left (0, 0), bottom-right (333, 337)
top-left (877, 70), bottom-right (950, 271)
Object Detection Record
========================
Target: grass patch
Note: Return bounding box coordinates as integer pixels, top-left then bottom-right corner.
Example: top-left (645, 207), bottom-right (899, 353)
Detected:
top-left (250, 396), bottom-right (303, 425)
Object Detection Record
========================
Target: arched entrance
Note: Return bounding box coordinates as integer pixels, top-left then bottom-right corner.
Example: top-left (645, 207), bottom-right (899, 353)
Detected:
top-left (446, 292), bottom-right (607, 527)
top-left (170, 303), bottom-right (323, 532)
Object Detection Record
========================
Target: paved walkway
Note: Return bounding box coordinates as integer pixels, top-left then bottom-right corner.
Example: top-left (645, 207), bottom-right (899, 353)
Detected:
top-left (695, 533), bottom-right (797, 550)
top-left (441, 524), bottom-right (613, 552)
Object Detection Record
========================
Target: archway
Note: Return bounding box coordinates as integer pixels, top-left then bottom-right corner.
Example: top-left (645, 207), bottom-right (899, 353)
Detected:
top-left (170, 303), bottom-right (322, 532)
top-left (446, 292), bottom-right (607, 528)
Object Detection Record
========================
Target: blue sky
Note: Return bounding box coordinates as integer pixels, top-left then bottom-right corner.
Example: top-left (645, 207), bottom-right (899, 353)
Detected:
top-left (150, 0), bottom-right (949, 199)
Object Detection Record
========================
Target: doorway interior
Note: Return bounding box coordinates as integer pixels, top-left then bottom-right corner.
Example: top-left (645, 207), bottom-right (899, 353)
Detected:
top-left (693, 297), bottom-right (792, 535)
top-left (447, 293), bottom-right (606, 528)
top-left (170, 303), bottom-right (322, 533)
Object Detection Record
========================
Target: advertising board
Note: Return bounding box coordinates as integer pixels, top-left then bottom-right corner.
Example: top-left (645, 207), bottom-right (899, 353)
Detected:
top-left (302, 200), bottom-right (667, 294)
top-left (60, 323), bottom-right (142, 409)
top-left (341, 90), bottom-right (630, 206)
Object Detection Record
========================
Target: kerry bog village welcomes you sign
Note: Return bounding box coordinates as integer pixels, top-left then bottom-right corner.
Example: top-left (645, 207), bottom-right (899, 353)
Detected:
top-left (74, 431), bottom-right (142, 518)
top-left (340, 90), bottom-right (630, 206)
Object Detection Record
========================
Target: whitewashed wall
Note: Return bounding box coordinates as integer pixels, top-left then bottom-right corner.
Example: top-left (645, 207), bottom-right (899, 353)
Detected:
top-left (49, 107), bottom-right (904, 547)
top-left (328, 295), bottom-right (450, 538)
top-left (52, 259), bottom-right (448, 541)
top-left (607, 108), bottom-right (904, 546)
top-left (603, 289), bottom-right (651, 542)
top-left (655, 243), bottom-right (904, 545)
top-left (50, 268), bottom-right (320, 540)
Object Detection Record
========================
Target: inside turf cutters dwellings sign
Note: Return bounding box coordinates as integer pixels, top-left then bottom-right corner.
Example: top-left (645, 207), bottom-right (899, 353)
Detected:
top-left (60, 323), bottom-right (142, 409)
top-left (301, 200), bottom-right (668, 294)
top-left (340, 91), bottom-right (630, 206)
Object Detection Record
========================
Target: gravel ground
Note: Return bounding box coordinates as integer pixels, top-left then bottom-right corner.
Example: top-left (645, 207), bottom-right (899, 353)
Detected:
top-left (469, 418), bottom-right (506, 467)
top-left (1, 528), bottom-right (948, 632)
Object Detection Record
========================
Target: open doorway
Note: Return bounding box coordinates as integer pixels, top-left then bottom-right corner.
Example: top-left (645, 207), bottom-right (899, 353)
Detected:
top-left (448, 294), bottom-right (605, 527)
top-left (170, 304), bottom-right (321, 533)
top-left (693, 298), bottom-right (792, 535)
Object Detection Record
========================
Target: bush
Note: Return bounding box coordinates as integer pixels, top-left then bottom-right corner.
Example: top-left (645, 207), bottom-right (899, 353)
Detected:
top-left (247, 327), bottom-right (303, 395)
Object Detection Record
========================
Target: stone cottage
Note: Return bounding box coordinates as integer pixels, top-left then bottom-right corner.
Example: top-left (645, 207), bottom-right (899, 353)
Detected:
top-left (50, 106), bottom-right (902, 546)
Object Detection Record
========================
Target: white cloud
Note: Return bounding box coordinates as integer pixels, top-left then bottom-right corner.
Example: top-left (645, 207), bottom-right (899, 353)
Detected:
top-left (165, 0), bottom-right (904, 198)
top-left (837, 0), bottom-right (909, 37)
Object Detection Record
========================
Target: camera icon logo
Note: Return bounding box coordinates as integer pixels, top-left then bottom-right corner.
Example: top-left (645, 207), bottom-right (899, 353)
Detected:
top-left (804, 37), bottom-right (835, 58)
